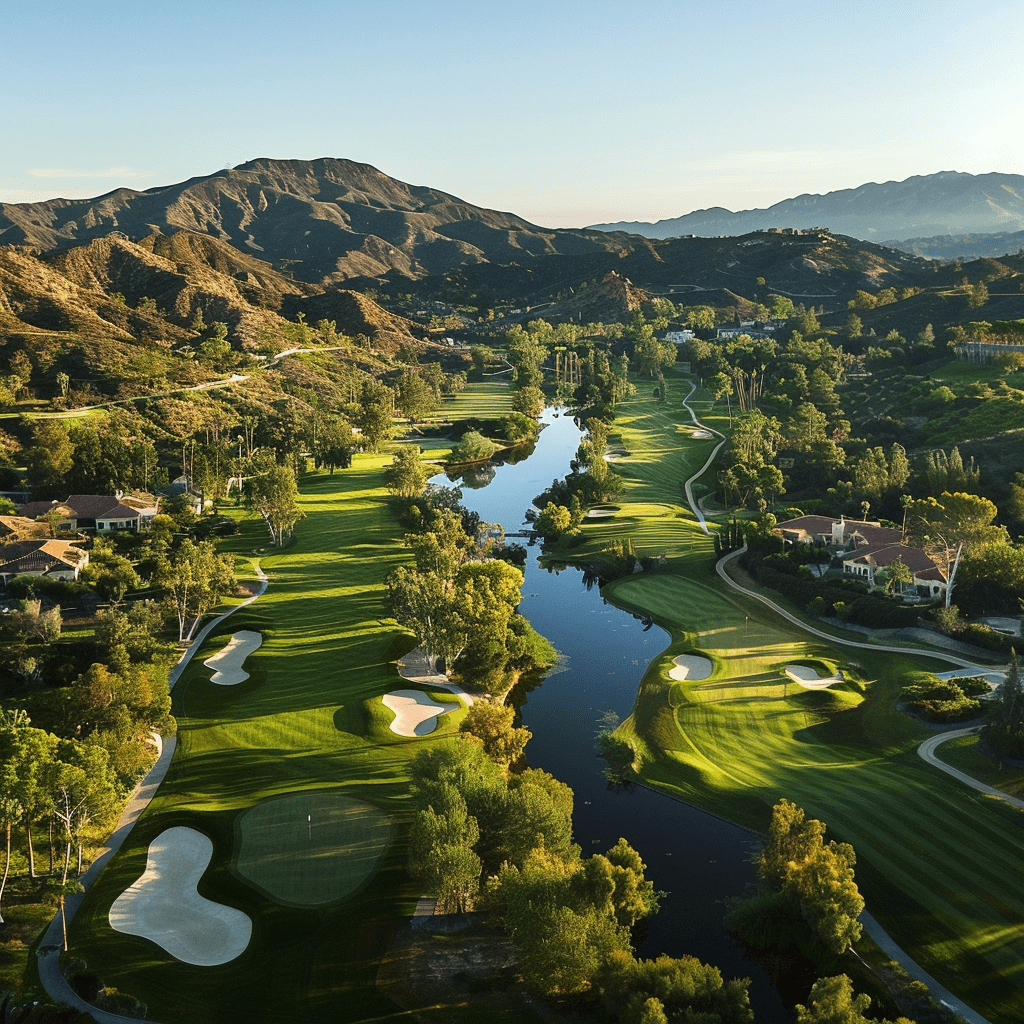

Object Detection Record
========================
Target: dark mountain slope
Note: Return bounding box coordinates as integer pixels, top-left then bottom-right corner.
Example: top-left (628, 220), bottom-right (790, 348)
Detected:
top-left (412, 229), bottom-right (926, 310)
top-left (0, 158), bottom-right (623, 285)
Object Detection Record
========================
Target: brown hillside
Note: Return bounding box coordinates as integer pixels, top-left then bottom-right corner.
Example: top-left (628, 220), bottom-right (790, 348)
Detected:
top-left (0, 158), bottom-right (623, 285)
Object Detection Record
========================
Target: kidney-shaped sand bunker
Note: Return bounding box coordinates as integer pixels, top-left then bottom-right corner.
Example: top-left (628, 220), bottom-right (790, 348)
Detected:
top-left (109, 826), bottom-right (252, 966)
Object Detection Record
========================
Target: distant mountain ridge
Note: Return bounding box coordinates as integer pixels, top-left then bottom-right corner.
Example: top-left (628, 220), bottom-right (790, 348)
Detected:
top-left (0, 157), bottom-right (620, 285)
top-left (588, 172), bottom-right (1024, 249)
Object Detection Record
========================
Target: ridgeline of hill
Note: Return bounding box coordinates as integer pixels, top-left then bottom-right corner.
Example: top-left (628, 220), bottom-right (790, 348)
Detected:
top-left (588, 171), bottom-right (1024, 257)
top-left (0, 157), bottom-right (622, 285)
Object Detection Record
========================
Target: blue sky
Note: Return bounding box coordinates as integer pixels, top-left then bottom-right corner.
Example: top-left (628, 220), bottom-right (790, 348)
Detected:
top-left (4, 0), bottom-right (1021, 226)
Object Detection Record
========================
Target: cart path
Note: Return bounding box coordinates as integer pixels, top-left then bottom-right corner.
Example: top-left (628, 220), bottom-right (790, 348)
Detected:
top-left (36, 563), bottom-right (268, 1024)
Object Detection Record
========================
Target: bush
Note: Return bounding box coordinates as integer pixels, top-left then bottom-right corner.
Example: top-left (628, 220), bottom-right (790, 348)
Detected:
top-left (900, 673), bottom-right (984, 723)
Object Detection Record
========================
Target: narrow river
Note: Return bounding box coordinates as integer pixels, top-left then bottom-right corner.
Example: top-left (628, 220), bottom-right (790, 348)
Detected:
top-left (437, 409), bottom-right (793, 1022)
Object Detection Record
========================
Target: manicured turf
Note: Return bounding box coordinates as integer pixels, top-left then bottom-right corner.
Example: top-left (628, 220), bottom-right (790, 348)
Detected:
top-left (66, 455), bottom-right (454, 1024)
top-left (543, 374), bottom-right (1024, 1022)
top-left (235, 792), bottom-right (396, 908)
top-left (558, 374), bottom-right (730, 564)
top-left (606, 562), bottom-right (1024, 1024)
top-left (439, 380), bottom-right (516, 419)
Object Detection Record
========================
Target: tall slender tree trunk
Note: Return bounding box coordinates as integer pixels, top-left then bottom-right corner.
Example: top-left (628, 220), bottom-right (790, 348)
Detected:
top-left (25, 819), bottom-right (35, 878)
top-left (0, 822), bottom-right (11, 924)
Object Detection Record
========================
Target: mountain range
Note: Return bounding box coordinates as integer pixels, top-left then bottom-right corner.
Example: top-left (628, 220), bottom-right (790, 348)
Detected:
top-left (2, 159), bottom-right (1024, 353)
top-left (588, 172), bottom-right (1024, 256)
top-left (0, 157), bottom-right (620, 286)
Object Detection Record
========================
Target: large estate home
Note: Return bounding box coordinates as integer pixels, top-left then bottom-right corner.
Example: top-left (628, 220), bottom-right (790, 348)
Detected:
top-left (772, 514), bottom-right (947, 600)
top-left (18, 493), bottom-right (159, 533)
top-left (0, 538), bottom-right (89, 584)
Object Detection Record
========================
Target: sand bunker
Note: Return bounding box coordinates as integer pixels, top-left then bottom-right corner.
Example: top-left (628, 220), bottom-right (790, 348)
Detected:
top-left (668, 654), bottom-right (713, 681)
top-left (109, 826), bottom-right (251, 966)
top-left (382, 689), bottom-right (457, 736)
top-left (785, 665), bottom-right (844, 689)
top-left (204, 631), bottom-right (262, 685)
top-left (604, 447), bottom-right (630, 462)
top-left (586, 509), bottom-right (617, 518)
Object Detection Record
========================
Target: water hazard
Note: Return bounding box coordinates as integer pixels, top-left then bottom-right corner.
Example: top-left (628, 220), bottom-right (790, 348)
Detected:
top-left (436, 409), bottom-right (793, 1021)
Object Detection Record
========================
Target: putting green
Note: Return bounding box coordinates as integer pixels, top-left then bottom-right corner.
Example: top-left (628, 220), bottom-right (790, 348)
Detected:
top-left (234, 791), bottom-right (395, 907)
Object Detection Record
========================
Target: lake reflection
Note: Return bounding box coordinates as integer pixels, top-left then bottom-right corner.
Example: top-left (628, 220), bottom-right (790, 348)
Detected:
top-left (433, 408), bottom-right (793, 1022)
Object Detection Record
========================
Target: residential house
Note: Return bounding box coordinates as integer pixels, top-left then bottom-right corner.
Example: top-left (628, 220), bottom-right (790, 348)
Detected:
top-left (842, 544), bottom-right (947, 599)
top-left (18, 494), bottom-right (146, 533)
top-left (17, 501), bottom-right (79, 533)
top-left (0, 515), bottom-right (54, 542)
top-left (772, 514), bottom-right (946, 600)
top-left (0, 539), bottom-right (89, 584)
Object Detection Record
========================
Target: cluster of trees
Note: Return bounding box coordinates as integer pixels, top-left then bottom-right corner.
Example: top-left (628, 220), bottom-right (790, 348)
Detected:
top-left (386, 483), bottom-right (550, 693)
top-left (535, 418), bottom-right (623, 518)
top-left (900, 671), bottom-right (988, 724)
top-left (981, 660), bottom-right (1024, 759)
top-left (728, 799), bottom-right (863, 959)
top-left (408, 716), bottom-right (754, 1021)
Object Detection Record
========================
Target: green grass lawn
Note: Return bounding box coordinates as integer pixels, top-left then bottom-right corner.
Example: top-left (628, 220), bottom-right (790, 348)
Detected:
top-left (437, 381), bottom-right (516, 419)
top-left (606, 565), bottom-right (1024, 1024)
top-left (931, 734), bottom-right (1024, 800)
top-left (234, 792), bottom-right (396, 908)
top-left (65, 456), bottom-right (455, 1024)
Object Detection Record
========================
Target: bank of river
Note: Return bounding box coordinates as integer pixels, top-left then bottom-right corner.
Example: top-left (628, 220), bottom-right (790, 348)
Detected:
top-left (438, 408), bottom-right (795, 1022)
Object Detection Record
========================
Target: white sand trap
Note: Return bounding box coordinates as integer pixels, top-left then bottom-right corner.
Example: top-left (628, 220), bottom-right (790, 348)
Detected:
top-left (109, 826), bottom-right (251, 966)
top-left (204, 631), bottom-right (262, 685)
top-left (586, 509), bottom-right (617, 518)
top-left (785, 665), bottom-right (844, 689)
top-left (382, 689), bottom-right (457, 736)
top-left (668, 654), bottom-right (713, 681)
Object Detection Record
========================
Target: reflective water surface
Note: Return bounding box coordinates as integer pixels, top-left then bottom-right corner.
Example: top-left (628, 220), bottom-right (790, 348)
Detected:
top-left (436, 408), bottom-right (792, 1021)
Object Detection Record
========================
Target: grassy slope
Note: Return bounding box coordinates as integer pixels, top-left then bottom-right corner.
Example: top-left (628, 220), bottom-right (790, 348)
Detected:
top-left (66, 457), bottom-right (470, 1024)
top-left (575, 376), bottom-right (1024, 1024)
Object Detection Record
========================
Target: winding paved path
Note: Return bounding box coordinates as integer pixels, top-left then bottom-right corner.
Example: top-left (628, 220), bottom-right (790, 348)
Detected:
top-left (918, 728), bottom-right (1024, 811)
top-left (678, 381), bottom-right (727, 535)
top-left (36, 563), bottom-right (268, 1024)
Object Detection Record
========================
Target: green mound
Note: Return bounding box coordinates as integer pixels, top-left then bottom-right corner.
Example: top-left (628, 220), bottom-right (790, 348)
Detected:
top-left (234, 791), bottom-right (395, 907)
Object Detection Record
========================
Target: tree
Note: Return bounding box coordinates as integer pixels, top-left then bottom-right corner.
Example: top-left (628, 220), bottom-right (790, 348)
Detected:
top-left (0, 711), bottom-right (32, 923)
top-left (313, 415), bottom-right (357, 473)
top-left (395, 369), bottom-right (435, 422)
top-left (355, 379), bottom-right (395, 451)
top-left (386, 568), bottom-right (461, 674)
top-left (881, 556), bottom-right (914, 597)
top-left (795, 974), bottom-right (913, 1024)
top-left (982, 658), bottom-right (1024, 759)
top-left (758, 799), bottom-right (863, 955)
top-left (448, 430), bottom-right (498, 465)
top-left (81, 538), bottom-right (141, 603)
top-left (906, 492), bottom-right (1005, 607)
top-left (922, 447), bottom-right (979, 493)
top-left (24, 422), bottom-right (74, 496)
top-left (250, 462), bottom-right (304, 546)
top-left (535, 502), bottom-right (573, 540)
top-left (383, 445), bottom-right (428, 498)
top-left (512, 385), bottom-right (545, 418)
top-left (157, 539), bottom-right (237, 641)
top-left (506, 325), bottom-right (549, 389)
top-left (459, 700), bottom-right (531, 769)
